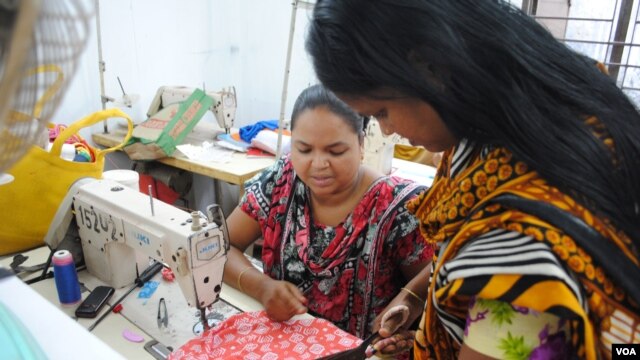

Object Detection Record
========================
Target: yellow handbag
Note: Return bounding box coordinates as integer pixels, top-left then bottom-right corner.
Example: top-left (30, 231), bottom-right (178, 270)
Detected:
top-left (0, 109), bottom-right (133, 255)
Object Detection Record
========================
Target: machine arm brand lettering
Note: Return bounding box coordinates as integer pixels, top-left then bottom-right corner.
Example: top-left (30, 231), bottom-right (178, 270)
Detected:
top-left (199, 243), bottom-right (219, 254)
top-left (612, 344), bottom-right (640, 358)
top-left (135, 232), bottom-right (150, 245)
top-left (196, 235), bottom-right (221, 261)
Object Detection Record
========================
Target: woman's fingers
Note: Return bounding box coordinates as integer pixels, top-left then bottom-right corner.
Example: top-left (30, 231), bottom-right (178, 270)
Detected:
top-left (284, 282), bottom-right (308, 315)
top-left (379, 305), bottom-right (410, 337)
top-left (372, 330), bottom-right (416, 356)
top-left (262, 280), bottom-right (308, 320)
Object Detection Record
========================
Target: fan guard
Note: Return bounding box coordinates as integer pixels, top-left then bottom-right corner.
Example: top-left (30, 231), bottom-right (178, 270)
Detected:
top-left (0, 0), bottom-right (94, 174)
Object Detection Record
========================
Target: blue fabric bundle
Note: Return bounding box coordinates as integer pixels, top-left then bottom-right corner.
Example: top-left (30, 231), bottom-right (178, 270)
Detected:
top-left (239, 120), bottom-right (279, 143)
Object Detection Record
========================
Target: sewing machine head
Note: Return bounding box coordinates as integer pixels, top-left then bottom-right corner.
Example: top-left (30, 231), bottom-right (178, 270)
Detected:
top-left (147, 86), bottom-right (237, 133)
top-left (45, 178), bottom-right (229, 310)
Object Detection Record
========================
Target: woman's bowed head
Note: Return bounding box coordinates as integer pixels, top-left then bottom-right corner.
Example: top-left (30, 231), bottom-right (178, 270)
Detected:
top-left (307, 0), bottom-right (640, 359)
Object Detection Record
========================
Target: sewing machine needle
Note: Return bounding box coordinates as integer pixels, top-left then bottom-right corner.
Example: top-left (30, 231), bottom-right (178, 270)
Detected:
top-left (148, 185), bottom-right (155, 216)
top-left (200, 308), bottom-right (210, 332)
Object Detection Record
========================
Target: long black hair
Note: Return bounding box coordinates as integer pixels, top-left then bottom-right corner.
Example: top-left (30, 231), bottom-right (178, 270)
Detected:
top-left (306, 0), bottom-right (640, 247)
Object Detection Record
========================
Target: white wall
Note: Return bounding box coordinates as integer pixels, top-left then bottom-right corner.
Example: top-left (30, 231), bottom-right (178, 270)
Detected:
top-left (55, 1), bottom-right (638, 214)
top-left (51, 1), bottom-right (317, 213)
top-left (56, 1), bottom-right (639, 143)
top-left (54, 0), bottom-right (317, 141)
top-left (535, 0), bottom-right (570, 38)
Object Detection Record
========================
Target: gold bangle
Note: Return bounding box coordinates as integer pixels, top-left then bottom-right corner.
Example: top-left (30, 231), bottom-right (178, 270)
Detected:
top-left (237, 266), bottom-right (257, 293)
top-left (401, 287), bottom-right (425, 303)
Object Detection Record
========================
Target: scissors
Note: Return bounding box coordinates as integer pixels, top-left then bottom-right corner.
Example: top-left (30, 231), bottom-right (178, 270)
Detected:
top-left (316, 332), bottom-right (378, 360)
top-left (157, 297), bottom-right (168, 329)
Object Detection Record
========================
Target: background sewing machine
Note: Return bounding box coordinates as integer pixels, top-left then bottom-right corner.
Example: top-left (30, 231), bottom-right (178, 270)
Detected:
top-left (363, 118), bottom-right (412, 175)
top-left (45, 177), bottom-right (230, 337)
top-left (147, 85), bottom-right (237, 134)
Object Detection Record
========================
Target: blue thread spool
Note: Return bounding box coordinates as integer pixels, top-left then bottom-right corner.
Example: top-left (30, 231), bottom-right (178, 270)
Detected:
top-left (52, 250), bottom-right (81, 305)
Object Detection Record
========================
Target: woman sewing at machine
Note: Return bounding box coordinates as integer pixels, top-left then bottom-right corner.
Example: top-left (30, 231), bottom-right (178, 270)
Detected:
top-left (222, 84), bottom-right (434, 341)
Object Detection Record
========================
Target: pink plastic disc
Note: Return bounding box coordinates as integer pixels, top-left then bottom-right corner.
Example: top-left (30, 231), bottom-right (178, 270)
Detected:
top-left (122, 329), bottom-right (144, 343)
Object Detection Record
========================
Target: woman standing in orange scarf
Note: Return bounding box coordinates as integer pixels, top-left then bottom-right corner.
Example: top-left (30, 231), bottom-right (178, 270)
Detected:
top-left (306, 1), bottom-right (640, 359)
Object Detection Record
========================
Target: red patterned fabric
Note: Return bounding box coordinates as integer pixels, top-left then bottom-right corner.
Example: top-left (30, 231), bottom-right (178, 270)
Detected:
top-left (169, 311), bottom-right (362, 360)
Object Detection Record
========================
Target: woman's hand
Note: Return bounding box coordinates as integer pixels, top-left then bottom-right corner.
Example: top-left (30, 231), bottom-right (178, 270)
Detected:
top-left (367, 329), bottom-right (416, 358)
top-left (258, 278), bottom-right (308, 321)
top-left (373, 287), bottom-right (424, 336)
top-left (368, 259), bottom-right (430, 356)
top-left (368, 304), bottom-right (417, 357)
top-left (369, 286), bottom-right (426, 357)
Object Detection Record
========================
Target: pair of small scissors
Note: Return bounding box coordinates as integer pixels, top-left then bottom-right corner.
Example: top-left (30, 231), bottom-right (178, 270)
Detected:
top-left (157, 298), bottom-right (168, 328)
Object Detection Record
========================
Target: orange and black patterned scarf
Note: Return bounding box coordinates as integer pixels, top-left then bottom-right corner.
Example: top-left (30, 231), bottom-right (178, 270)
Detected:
top-left (409, 143), bottom-right (639, 359)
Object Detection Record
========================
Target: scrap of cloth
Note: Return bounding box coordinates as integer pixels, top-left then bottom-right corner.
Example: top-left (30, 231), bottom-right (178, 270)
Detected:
top-left (239, 120), bottom-right (279, 143)
top-left (168, 310), bottom-right (363, 360)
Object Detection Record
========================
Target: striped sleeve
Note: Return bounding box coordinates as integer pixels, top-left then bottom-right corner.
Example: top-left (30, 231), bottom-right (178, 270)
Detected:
top-left (433, 229), bottom-right (586, 344)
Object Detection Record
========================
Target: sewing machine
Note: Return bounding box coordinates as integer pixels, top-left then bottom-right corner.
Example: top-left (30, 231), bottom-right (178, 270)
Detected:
top-left (45, 178), bottom-right (229, 326)
top-left (363, 118), bottom-right (410, 175)
top-left (147, 86), bottom-right (237, 134)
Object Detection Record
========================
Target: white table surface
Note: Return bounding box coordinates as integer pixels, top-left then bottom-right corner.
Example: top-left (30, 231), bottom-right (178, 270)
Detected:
top-left (391, 158), bottom-right (437, 187)
top-left (0, 248), bottom-right (308, 359)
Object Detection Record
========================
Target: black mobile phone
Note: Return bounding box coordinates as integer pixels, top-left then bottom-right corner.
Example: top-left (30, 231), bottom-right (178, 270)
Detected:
top-left (75, 285), bottom-right (115, 318)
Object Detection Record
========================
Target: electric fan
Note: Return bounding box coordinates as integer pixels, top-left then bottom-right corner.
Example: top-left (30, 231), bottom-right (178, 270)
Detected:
top-left (0, 0), bottom-right (94, 181)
